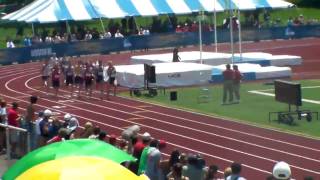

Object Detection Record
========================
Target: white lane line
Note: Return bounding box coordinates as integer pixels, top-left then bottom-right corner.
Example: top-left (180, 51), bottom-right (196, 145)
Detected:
top-left (248, 90), bottom-right (320, 105)
top-left (20, 74), bottom-right (320, 175)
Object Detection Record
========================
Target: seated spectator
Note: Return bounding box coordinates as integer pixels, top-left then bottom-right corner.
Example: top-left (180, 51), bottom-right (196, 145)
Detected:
top-left (23, 37), bottom-right (32, 47)
top-left (143, 28), bottom-right (150, 35)
top-left (226, 162), bottom-right (246, 180)
top-left (182, 154), bottom-right (207, 180)
top-left (48, 117), bottom-right (62, 139)
top-left (205, 165), bottom-right (220, 180)
top-left (39, 109), bottom-right (52, 147)
top-left (47, 128), bottom-right (68, 144)
top-left (183, 23), bottom-right (189, 32)
top-left (98, 131), bottom-right (107, 141)
top-left (85, 31), bottom-right (93, 40)
top-left (224, 167), bottom-right (232, 179)
top-left (67, 117), bottom-right (79, 132)
top-left (63, 113), bottom-right (72, 127)
top-left (109, 134), bottom-right (117, 146)
top-left (6, 39), bottom-right (15, 48)
top-left (167, 163), bottom-right (189, 180)
top-left (175, 25), bottom-right (183, 33)
top-left (272, 161), bottom-right (292, 180)
top-left (88, 126), bottom-right (101, 139)
top-left (179, 153), bottom-right (188, 166)
top-left (115, 29), bottom-right (124, 38)
top-left (190, 21), bottom-right (198, 32)
top-left (80, 121), bottom-right (93, 138)
top-left (101, 31), bottom-right (112, 39)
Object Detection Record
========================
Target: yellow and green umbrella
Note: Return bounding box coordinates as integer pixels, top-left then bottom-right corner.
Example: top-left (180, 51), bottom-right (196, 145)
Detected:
top-left (3, 139), bottom-right (136, 180)
top-left (17, 156), bottom-right (149, 180)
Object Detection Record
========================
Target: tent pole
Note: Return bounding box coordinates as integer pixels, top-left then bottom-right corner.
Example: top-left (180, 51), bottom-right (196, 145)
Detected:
top-left (199, 11), bottom-right (203, 64)
top-left (99, 17), bottom-right (106, 34)
top-left (66, 20), bottom-right (70, 34)
top-left (31, 23), bottom-right (35, 37)
top-left (237, 8), bottom-right (242, 60)
top-left (229, 0), bottom-right (234, 64)
top-left (214, 0), bottom-right (218, 53)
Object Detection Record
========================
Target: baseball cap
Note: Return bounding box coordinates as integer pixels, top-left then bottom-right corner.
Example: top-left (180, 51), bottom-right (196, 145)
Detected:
top-left (44, 109), bottom-right (52, 117)
top-left (142, 132), bottom-right (151, 141)
top-left (273, 161), bottom-right (291, 179)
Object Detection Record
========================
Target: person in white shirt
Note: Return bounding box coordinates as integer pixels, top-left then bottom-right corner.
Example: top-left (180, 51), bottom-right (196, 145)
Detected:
top-left (115, 29), bottom-right (124, 38)
top-left (34, 111), bottom-right (44, 149)
top-left (0, 100), bottom-right (7, 153)
top-left (6, 40), bottom-right (15, 48)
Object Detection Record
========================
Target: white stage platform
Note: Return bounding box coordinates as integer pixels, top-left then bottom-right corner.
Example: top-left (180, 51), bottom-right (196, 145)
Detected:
top-left (131, 51), bottom-right (302, 67)
top-left (131, 51), bottom-right (232, 66)
top-left (211, 63), bottom-right (292, 82)
top-left (114, 62), bottom-right (213, 88)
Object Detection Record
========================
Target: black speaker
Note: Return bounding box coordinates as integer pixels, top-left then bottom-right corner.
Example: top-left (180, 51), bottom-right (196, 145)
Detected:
top-left (148, 66), bottom-right (156, 83)
top-left (170, 91), bottom-right (177, 101)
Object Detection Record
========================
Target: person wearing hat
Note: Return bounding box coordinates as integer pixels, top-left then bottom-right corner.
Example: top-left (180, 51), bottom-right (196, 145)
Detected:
top-left (272, 161), bottom-right (292, 180)
top-left (121, 125), bottom-right (140, 153)
top-left (39, 109), bottom-right (52, 147)
top-left (130, 132), bottom-right (152, 174)
top-left (34, 111), bottom-right (44, 149)
top-left (67, 117), bottom-right (79, 132)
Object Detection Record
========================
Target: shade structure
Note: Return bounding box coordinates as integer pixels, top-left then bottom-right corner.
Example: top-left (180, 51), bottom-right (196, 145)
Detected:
top-left (2, 0), bottom-right (294, 23)
top-left (2, 139), bottom-right (136, 180)
top-left (16, 156), bottom-right (149, 180)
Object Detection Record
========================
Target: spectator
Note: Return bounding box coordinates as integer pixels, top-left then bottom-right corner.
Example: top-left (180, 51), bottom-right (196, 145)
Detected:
top-left (80, 121), bottom-right (94, 138)
top-left (182, 154), bottom-right (207, 180)
top-left (23, 36), bottom-right (32, 46)
top-left (183, 23), bottom-right (189, 32)
top-left (47, 128), bottom-right (68, 144)
top-left (39, 109), bottom-right (52, 146)
top-left (67, 117), bottom-right (79, 132)
top-left (0, 100), bottom-right (7, 154)
top-left (98, 131), bottom-right (107, 141)
top-left (48, 117), bottom-right (62, 139)
top-left (272, 161), bottom-right (292, 180)
top-left (7, 102), bottom-right (21, 157)
top-left (115, 29), bottom-right (124, 38)
top-left (205, 165), bottom-right (220, 180)
top-left (190, 21), bottom-right (198, 32)
top-left (224, 167), bottom-right (232, 179)
top-left (226, 162), bottom-right (246, 180)
top-left (167, 163), bottom-right (189, 180)
top-left (109, 134), bottom-right (117, 146)
top-left (161, 149), bottom-right (181, 178)
top-left (63, 113), bottom-right (72, 127)
top-left (144, 139), bottom-right (164, 180)
top-left (34, 111), bottom-right (44, 148)
top-left (88, 126), bottom-right (101, 139)
top-left (6, 39), bottom-right (15, 48)
top-left (175, 25), bottom-right (183, 33)
top-left (130, 132), bottom-right (151, 174)
top-left (25, 95), bottom-right (38, 149)
top-left (179, 153), bottom-right (188, 166)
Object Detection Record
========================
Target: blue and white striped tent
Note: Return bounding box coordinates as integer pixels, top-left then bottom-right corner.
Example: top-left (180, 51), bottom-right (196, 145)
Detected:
top-left (2, 0), bottom-right (294, 23)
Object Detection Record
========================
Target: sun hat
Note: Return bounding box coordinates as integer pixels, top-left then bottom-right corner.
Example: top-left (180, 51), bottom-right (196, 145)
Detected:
top-left (44, 109), bottom-right (52, 117)
top-left (142, 132), bottom-right (151, 141)
top-left (273, 161), bottom-right (291, 180)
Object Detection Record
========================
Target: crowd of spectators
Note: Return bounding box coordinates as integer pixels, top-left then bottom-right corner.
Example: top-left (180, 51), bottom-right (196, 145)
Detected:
top-left (0, 96), bottom-right (314, 180)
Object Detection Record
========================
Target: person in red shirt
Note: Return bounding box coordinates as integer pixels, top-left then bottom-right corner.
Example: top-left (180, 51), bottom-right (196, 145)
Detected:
top-left (222, 64), bottom-right (234, 105)
top-left (233, 65), bottom-right (243, 103)
top-left (51, 64), bottom-right (60, 97)
top-left (7, 102), bottom-right (20, 156)
top-left (129, 132), bottom-right (151, 174)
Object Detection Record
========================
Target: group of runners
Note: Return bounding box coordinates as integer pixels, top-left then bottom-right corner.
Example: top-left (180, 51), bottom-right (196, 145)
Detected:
top-left (41, 56), bottom-right (117, 100)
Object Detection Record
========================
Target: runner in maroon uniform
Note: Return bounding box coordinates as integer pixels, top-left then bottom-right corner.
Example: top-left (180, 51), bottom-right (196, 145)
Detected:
top-left (51, 64), bottom-right (60, 97)
top-left (84, 63), bottom-right (94, 98)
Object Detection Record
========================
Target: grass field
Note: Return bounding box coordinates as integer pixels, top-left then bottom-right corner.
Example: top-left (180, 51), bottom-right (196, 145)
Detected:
top-left (123, 79), bottom-right (320, 138)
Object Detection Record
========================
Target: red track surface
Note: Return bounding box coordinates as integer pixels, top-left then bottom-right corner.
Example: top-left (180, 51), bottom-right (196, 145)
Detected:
top-left (1, 38), bottom-right (320, 179)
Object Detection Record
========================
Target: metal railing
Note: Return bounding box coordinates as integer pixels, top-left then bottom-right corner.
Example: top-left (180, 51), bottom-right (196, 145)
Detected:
top-left (0, 123), bottom-right (30, 160)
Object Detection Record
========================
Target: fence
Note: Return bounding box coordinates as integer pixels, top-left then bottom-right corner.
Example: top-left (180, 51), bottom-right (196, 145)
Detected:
top-left (0, 123), bottom-right (30, 160)
top-left (0, 25), bottom-right (319, 65)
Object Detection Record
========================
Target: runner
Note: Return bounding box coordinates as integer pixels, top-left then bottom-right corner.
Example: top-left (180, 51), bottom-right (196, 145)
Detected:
top-left (95, 60), bottom-right (105, 99)
top-left (41, 59), bottom-right (51, 93)
top-left (74, 59), bottom-right (84, 98)
top-left (65, 61), bottom-right (75, 97)
top-left (105, 61), bottom-right (117, 100)
top-left (51, 64), bottom-right (61, 97)
top-left (84, 63), bottom-right (94, 98)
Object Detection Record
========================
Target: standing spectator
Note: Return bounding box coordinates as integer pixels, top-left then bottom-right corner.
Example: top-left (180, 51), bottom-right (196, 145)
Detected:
top-left (222, 64), bottom-right (234, 105)
top-left (130, 132), bottom-right (151, 174)
top-left (34, 111), bottom-right (44, 148)
top-left (144, 139), bottom-right (164, 180)
top-left (233, 65), bottom-right (243, 103)
top-left (25, 95), bottom-right (38, 150)
top-left (105, 61), bottom-right (117, 100)
top-left (51, 64), bottom-right (61, 97)
top-left (7, 102), bottom-right (21, 157)
top-left (39, 109), bottom-right (52, 147)
top-left (226, 162), bottom-right (246, 180)
top-left (0, 100), bottom-right (7, 154)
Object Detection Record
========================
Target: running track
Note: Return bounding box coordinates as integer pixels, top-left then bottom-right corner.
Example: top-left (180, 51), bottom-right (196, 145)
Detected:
top-left (1, 38), bottom-right (320, 179)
